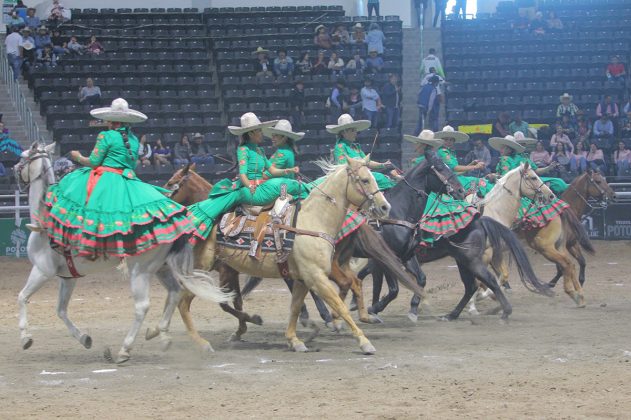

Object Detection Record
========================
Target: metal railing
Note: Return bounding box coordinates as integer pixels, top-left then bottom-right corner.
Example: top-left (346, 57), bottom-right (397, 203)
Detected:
top-left (0, 38), bottom-right (46, 145)
top-left (0, 191), bottom-right (29, 218)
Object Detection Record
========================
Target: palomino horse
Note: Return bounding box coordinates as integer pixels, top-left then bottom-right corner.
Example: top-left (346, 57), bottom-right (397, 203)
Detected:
top-left (15, 143), bottom-right (233, 364)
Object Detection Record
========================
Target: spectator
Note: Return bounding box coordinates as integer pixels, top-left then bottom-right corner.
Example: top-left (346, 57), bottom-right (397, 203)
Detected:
top-left (361, 78), bottom-right (382, 128)
top-left (465, 138), bottom-right (492, 174)
top-left (327, 52), bottom-right (345, 77)
top-left (24, 8), bottom-right (40, 28)
top-left (621, 111), bottom-right (631, 138)
top-left (152, 139), bottom-right (171, 165)
top-left (20, 28), bottom-right (36, 71)
top-left (86, 35), bottom-right (104, 55)
top-left (415, 75), bottom-right (440, 134)
top-left (546, 11), bottom-right (563, 30)
top-left (433, 0), bottom-right (446, 28)
top-left (557, 93), bottom-right (580, 120)
top-left (50, 29), bottom-right (68, 60)
top-left (7, 12), bottom-right (25, 34)
top-left (509, 113), bottom-right (529, 135)
top-left (289, 79), bottom-right (305, 130)
top-left (367, 0), bottom-right (380, 18)
top-left (345, 52), bottom-right (366, 75)
top-left (253, 47), bottom-right (272, 77)
top-left (381, 73), bottom-right (401, 129)
top-left (296, 52), bottom-right (312, 76)
top-left (613, 141), bottom-right (631, 176)
top-left (550, 125), bottom-right (574, 153)
top-left (587, 143), bottom-right (607, 174)
top-left (314, 25), bottom-right (332, 50)
top-left (512, 9), bottom-right (530, 31)
top-left (593, 115), bottom-right (614, 145)
top-left (530, 11), bottom-right (547, 36)
top-left (173, 134), bottom-right (191, 166)
top-left (138, 135), bottom-right (152, 167)
top-left (606, 56), bottom-right (626, 83)
top-left (37, 45), bottom-right (54, 68)
top-left (576, 112), bottom-right (592, 143)
top-left (492, 112), bottom-right (511, 138)
top-left (559, 113), bottom-right (577, 140)
top-left (366, 48), bottom-right (384, 74)
top-left (34, 26), bottom-right (51, 59)
top-left (67, 35), bottom-right (84, 56)
top-left (570, 141), bottom-right (588, 174)
top-left (190, 133), bottom-right (214, 165)
top-left (421, 48), bottom-right (445, 78)
top-left (413, 0), bottom-right (428, 28)
top-left (345, 87), bottom-right (363, 119)
top-left (328, 78), bottom-right (346, 119)
top-left (47, 0), bottom-right (67, 26)
top-left (596, 95), bottom-right (619, 119)
top-left (78, 78), bottom-right (101, 105)
top-left (273, 48), bottom-right (294, 77)
top-left (623, 98), bottom-right (631, 115)
top-left (12, 0), bottom-right (28, 19)
top-left (331, 25), bottom-right (350, 46)
top-left (350, 23), bottom-right (366, 45)
top-left (366, 23), bottom-right (386, 55)
top-left (551, 142), bottom-right (571, 176)
top-left (5, 27), bottom-right (23, 80)
top-left (0, 122), bottom-right (23, 160)
top-left (311, 50), bottom-right (329, 75)
top-left (531, 140), bottom-right (552, 167)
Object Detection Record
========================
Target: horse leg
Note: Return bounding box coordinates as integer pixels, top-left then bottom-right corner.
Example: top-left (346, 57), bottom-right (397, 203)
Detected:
top-left (568, 242), bottom-right (587, 286)
top-left (339, 262), bottom-right (380, 324)
top-left (536, 243), bottom-right (583, 307)
top-left (283, 278), bottom-right (312, 327)
top-left (469, 262), bottom-right (512, 321)
top-left (241, 276), bottom-right (263, 297)
top-left (370, 265), bottom-right (384, 307)
top-left (368, 267), bottom-right (398, 315)
top-left (285, 280), bottom-right (311, 352)
top-left (407, 257), bottom-right (429, 322)
top-left (146, 266), bottom-right (183, 352)
top-left (57, 278), bottom-right (92, 349)
top-left (442, 263), bottom-right (478, 321)
top-left (177, 290), bottom-right (213, 352)
top-left (549, 266), bottom-right (563, 288)
top-left (328, 260), bottom-right (357, 330)
top-left (218, 265), bottom-right (263, 342)
top-left (18, 266), bottom-right (53, 350)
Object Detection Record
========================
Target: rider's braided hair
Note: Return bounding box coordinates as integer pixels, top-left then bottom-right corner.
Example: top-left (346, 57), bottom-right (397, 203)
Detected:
top-left (116, 125), bottom-right (135, 161)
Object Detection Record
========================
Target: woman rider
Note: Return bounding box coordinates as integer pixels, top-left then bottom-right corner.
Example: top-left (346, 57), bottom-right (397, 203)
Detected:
top-left (434, 125), bottom-right (493, 198)
top-left (326, 114), bottom-right (396, 190)
top-left (404, 130), bottom-right (478, 246)
top-left (43, 98), bottom-right (200, 257)
top-left (262, 119), bottom-right (303, 180)
top-left (188, 113), bottom-right (304, 240)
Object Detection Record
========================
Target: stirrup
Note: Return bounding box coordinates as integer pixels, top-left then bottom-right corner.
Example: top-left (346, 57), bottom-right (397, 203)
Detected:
top-left (26, 224), bottom-right (45, 232)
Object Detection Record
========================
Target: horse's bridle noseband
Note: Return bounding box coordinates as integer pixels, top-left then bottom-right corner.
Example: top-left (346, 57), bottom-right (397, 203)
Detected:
top-left (14, 148), bottom-right (56, 192)
top-left (164, 173), bottom-right (190, 199)
top-left (346, 164), bottom-right (382, 214)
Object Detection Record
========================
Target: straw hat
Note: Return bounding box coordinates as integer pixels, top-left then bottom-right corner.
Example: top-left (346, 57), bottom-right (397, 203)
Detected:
top-left (403, 129), bottom-right (444, 148)
top-left (90, 98), bottom-right (147, 123)
top-left (488, 135), bottom-right (525, 153)
top-left (354, 23), bottom-right (363, 29)
top-left (513, 131), bottom-right (537, 148)
top-left (228, 112), bottom-right (277, 136)
top-left (252, 46), bottom-right (269, 55)
top-left (326, 114), bottom-right (371, 134)
top-left (192, 132), bottom-right (203, 139)
top-left (263, 119), bottom-right (305, 141)
top-left (434, 125), bottom-right (469, 143)
top-left (559, 93), bottom-right (573, 101)
top-left (315, 24), bottom-right (327, 33)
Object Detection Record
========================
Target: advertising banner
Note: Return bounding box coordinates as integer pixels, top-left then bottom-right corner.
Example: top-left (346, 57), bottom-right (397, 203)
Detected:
top-left (603, 204), bottom-right (631, 240)
top-left (0, 218), bottom-right (28, 257)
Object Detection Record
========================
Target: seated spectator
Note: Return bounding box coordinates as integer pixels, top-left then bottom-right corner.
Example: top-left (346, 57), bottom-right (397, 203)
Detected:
top-left (78, 78), bottom-right (101, 105)
top-left (512, 9), bottom-right (530, 31)
top-left (153, 139), bottom-right (171, 165)
top-left (623, 98), bottom-right (631, 115)
top-left (509, 113), bottom-right (529, 135)
top-left (492, 112), bottom-right (511, 138)
top-left (331, 25), bottom-right (350, 46)
top-left (421, 48), bottom-right (445, 78)
top-left (350, 23), bottom-right (366, 45)
top-left (366, 23), bottom-right (386, 55)
top-left (328, 52), bottom-right (345, 77)
top-left (576, 112), bottom-right (591, 144)
top-left (67, 35), bottom-right (84, 55)
top-left (289, 79), bottom-right (305, 130)
top-left (530, 141), bottom-right (552, 167)
top-left (596, 95), bottom-right (619, 119)
top-left (37, 45), bottom-right (54, 68)
top-left (551, 142), bottom-right (571, 176)
top-left (606, 56), bottom-right (626, 83)
top-left (546, 11), bottom-right (563, 30)
top-left (345, 87), bottom-right (363, 119)
top-left (621, 111), bottom-right (631, 138)
top-left (50, 29), bottom-right (67, 60)
top-left (593, 115), bottom-right (614, 145)
top-left (587, 143), bottom-right (607, 174)
top-left (296, 52), bottom-right (312, 76)
top-left (465, 138), bottom-right (492, 174)
top-left (13, 1), bottom-right (28, 19)
top-left (328, 78), bottom-right (346, 119)
top-left (312, 50), bottom-right (329, 75)
top-left (361, 78), bottom-right (382, 128)
top-left (530, 11), bottom-right (547, 36)
top-left (273, 48), bottom-right (294, 77)
top-left (191, 133), bottom-right (214, 165)
top-left (0, 122), bottom-right (23, 161)
top-left (24, 8), bottom-right (40, 29)
top-left (612, 140), bottom-right (631, 176)
top-left (7, 12), bottom-right (25, 34)
top-left (345, 52), bottom-right (366, 75)
top-left (366, 49), bottom-right (384, 74)
top-left (86, 35), bottom-right (104, 55)
top-left (253, 47), bottom-right (272, 77)
top-left (570, 141), bottom-right (588, 174)
top-left (47, 0), bottom-right (67, 26)
top-left (138, 135), bottom-right (152, 167)
top-left (314, 25), bottom-right (332, 50)
top-left (34, 26), bottom-right (51, 59)
top-left (559, 113), bottom-right (577, 140)
top-left (550, 125), bottom-right (574, 153)
top-left (557, 93), bottom-right (579, 120)
top-left (381, 73), bottom-right (401, 129)
top-left (173, 134), bottom-right (191, 166)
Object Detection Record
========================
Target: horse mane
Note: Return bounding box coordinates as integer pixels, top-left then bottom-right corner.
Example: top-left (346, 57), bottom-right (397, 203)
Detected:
top-left (314, 159), bottom-right (346, 176)
top-left (478, 164), bottom-right (523, 206)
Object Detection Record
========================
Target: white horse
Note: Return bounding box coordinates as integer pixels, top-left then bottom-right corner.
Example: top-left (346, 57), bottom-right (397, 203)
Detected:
top-left (16, 142), bottom-right (233, 364)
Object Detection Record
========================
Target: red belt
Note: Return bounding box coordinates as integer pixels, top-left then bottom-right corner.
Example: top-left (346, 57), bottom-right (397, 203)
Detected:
top-left (249, 179), bottom-right (265, 186)
top-left (86, 166), bottom-right (123, 204)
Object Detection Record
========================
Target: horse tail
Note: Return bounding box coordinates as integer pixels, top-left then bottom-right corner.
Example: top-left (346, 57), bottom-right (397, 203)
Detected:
top-left (480, 217), bottom-right (553, 297)
top-left (561, 210), bottom-right (595, 255)
top-left (166, 236), bottom-right (234, 303)
top-left (354, 225), bottom-right (425, 297)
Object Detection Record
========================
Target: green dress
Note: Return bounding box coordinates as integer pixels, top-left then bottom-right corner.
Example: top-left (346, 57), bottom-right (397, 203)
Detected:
top-left (43, 128), bottom-right (200, 257)
top-left (436, 146), bottom-right (494, 197)
top-left (333, 138), bottom-right (396, 190)
top-left (496, 155), bottom-right (569, 230)
top-left (188, 142), bottom-right (306, 239)
top-left (264, 145), bottom-right (296, 179)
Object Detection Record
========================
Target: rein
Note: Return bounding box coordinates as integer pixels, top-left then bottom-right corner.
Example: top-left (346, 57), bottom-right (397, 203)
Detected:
top-left (15, 150), bottom-right (56, 193)
top-left (567, 174), bottom-right (608, 215)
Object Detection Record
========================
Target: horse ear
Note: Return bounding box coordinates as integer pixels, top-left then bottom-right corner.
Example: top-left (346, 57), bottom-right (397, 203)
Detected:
top-left (182, 163), bottom-right (191, 175)
top-left (44, 142), bottom-right (56, 154)
top-left (30, 141), bottom-right (38, 151)
top-left (364, 154), bottom-right (371, 165)
top-left (189, 163), bottom-right (197, 172)
top-left (586, 167), bottom-right (593, 175)
top-left (523, 161), bottom-right (530, 171)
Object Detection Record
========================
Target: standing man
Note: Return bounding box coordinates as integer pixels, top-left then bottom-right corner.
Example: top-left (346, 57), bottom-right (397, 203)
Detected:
top-left (381, 74), bottom-right (401, 129)
top-left (415, 75), bottom-right (440, 134)
top-left (454, 0), bottom-right (466, 18)
top-left (289, 79), bottom-right (305, 130)
top-left (421, 48), bottom-right (445, 78)
top-left (5, 27), bottom-right (23, 80)
top-left (433, 0), bottom-right (446, 27)
top-left (413, 0), bottom-right (429, 28)
top-left (367, 0), bottom-right (380, 19)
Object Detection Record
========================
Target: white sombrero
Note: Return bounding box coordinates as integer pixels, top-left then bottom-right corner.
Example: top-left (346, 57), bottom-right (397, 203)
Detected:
top-left (559, 93), bottom-right (573, 101)
top-left (252, 46), bottom-right (269, 55)
top-left (513, 131), bottom-right (537, 148)
top-left (403, 129), bottom-right (444, 148)
top-left (489, 135), bottom-right (525, 153)
top-left (90, 98), bottom-right (147, 123)
top-left (326, 114), bottom-right (371, 134)
top-left (434, 125), bottom-right (469, 143)
top-left (228, 112), bottom-right (277, 136)
top-left (263, 119), bottom-right (305, 141)
top-left (315, 24), bottom-right (327, 33)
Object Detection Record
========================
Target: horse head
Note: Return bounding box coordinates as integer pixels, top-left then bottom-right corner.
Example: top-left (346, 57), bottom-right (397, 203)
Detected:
top-left (511, 162), bottom-right (555, 203)
top-left (163, 163), bottom-right (210, 205)
top-left (423, 150), bottom-right (465, 199)
top-left (585, 168), bottom-right (616, 203)
top-left (15, 142), bottom-right (56, 191)
top-left (345, 157), bottom-right (391, 218)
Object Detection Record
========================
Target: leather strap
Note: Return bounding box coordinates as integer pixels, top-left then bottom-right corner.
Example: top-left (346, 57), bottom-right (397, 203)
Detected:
top-left (379, 218), bottom-right (418, 230)
top-left (63, 249), bottom-right (83, 278)
top-left (272, 224), bottom-right (336, 248)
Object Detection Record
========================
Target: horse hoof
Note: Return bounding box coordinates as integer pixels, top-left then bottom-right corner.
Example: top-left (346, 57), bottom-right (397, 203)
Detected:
top-left (547, 281), bottom-right (557, 288)
top-left (22, 336), bottom-right (33, 350)
top-left (116, 351), bottom-right (131, 365)
top-left (160, 339), bottom-right (172, 352)
top-left (202, 342), bottom-right (215, 353)
top-left (300, 317), bottom-right (310, 328)
top-left (325, 322), bottom-right (337, 332)
top-left (250, 314), bottom-right (263, 326)
top-left (80, 334), bottom-right (92, 349)
top-left (228, 333), bottom-right (243, 343)
top-left (468, 309), bottom-right (480, 316)
top-left (437, 315), bottom-right (456, 322)
top-left (292, 342), bottom-right (309, 353)
top-left (407, 312), bottom-right (418, 323)
top-left (145, 327), bottom-right (160, 341)
top-left (369, 314), bottom-right (383, 324)
top-left (360, 342), bottom-right (376, 355)
top-left (499, 316), bottom-right (509, 325)
top-left (332, 320), bottom-right (344, 333)
top-left (349, 303), bottom-right (358, 311)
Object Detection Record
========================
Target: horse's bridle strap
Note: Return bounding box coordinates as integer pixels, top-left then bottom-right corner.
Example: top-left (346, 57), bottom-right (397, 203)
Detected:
top-left (272, 223), bottom-right (335, 248)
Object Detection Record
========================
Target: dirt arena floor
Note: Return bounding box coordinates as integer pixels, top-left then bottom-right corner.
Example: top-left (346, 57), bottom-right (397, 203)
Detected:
top-left (1, 240), bottom-right (630, 419)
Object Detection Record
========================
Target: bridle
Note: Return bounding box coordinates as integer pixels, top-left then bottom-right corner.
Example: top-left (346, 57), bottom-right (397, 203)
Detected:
top-left (345, 164), bottom-right (382, 215)
top-left (164, 173), bottom-right (190, 199)
top-left (502, 167), bottom-right (547, 204)
top-left (14, 147), bottom-right (56, 193)
top-left (568, 172), bottom-right (609, 213)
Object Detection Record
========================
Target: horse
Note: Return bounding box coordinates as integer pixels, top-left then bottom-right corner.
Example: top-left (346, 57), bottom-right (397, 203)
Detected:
top-left (15, 143), bottom-right (233, 364)
top-left (356, 163), bottom-right (555, 321)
